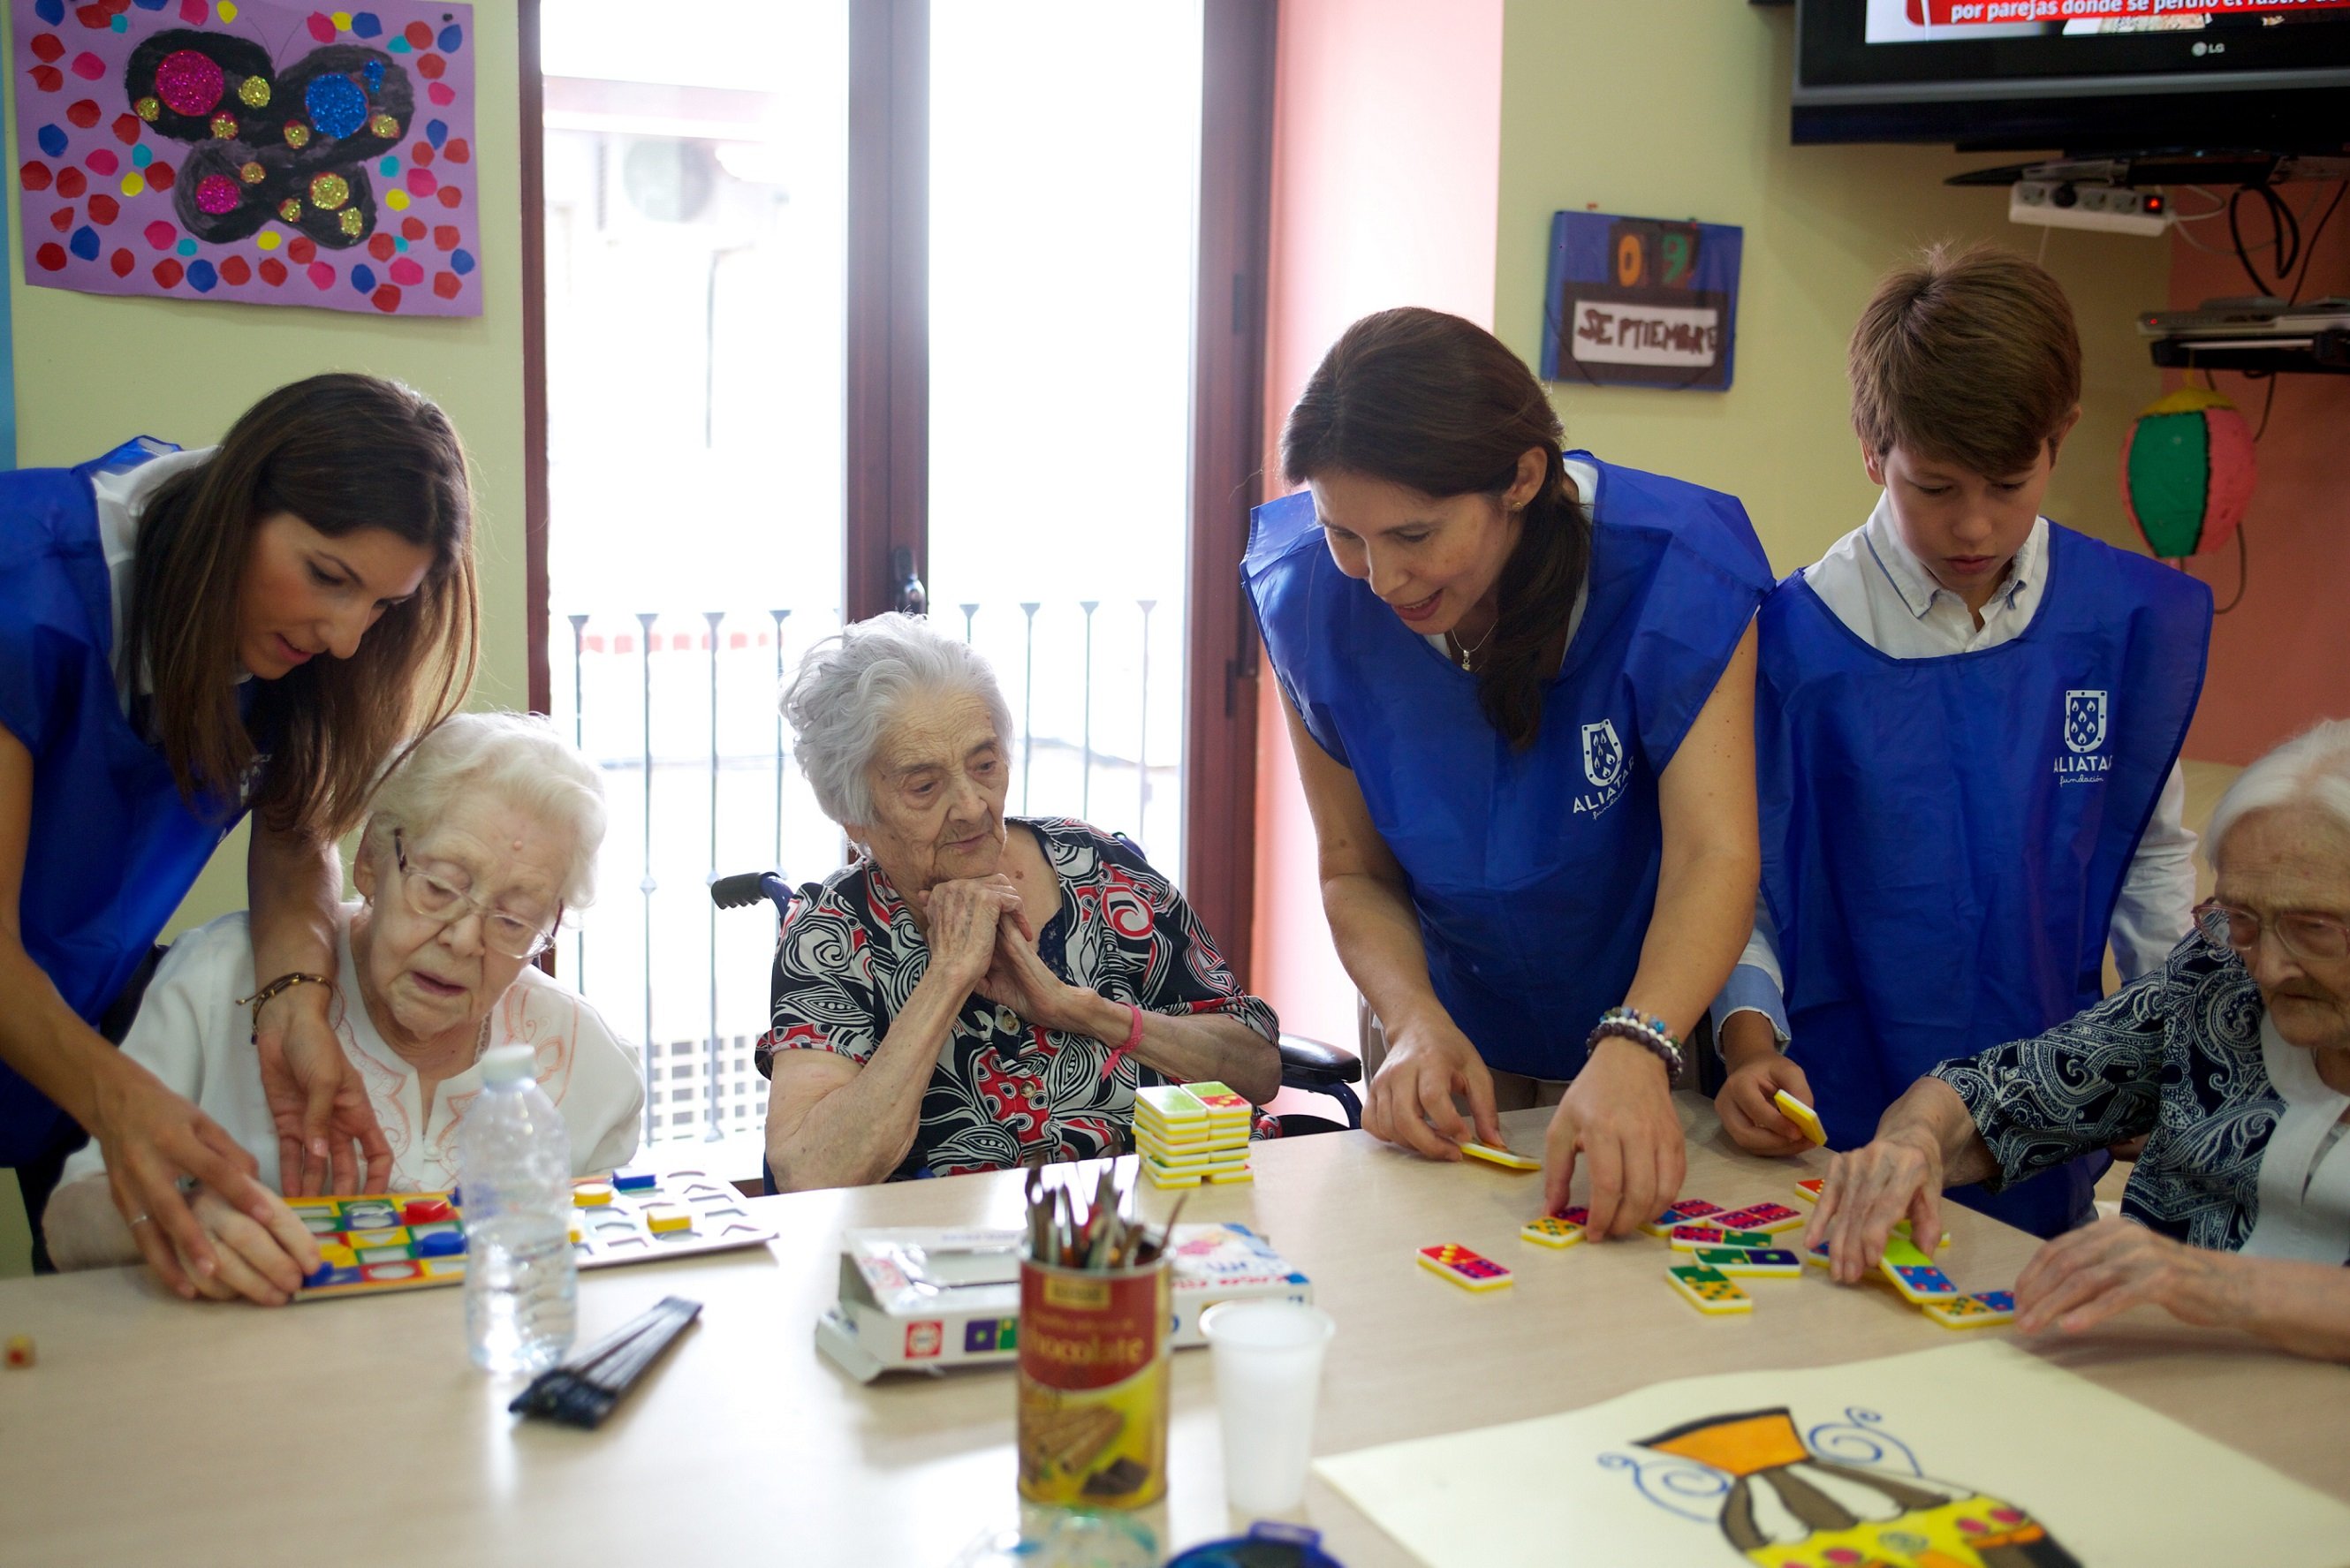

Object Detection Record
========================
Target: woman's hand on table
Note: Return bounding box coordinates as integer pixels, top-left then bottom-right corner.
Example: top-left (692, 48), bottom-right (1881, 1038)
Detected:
top-left (1804, 1126), bottom-right (1944, 1284)
top-left (1715, 1048), bottom-right (1818, 1157)
top-left (2012, 1217), bottom-right (2232, 1337)
top-left (255, 989), bottom-right (390, 1198)
top-left (88, 1049), bottom-right (271, 1298)
top-left (171, 1185), bottom-right (322, 1307)
top-left (1543, 1037), bottom-right (1683, 1235)
top-left (1363, 1018), bottom-right (1500, 1161)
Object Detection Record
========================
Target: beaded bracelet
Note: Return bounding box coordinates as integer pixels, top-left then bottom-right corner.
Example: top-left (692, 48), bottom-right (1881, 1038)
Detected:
top-left (235, 971), bottom-right (337, 1029)
top-left (1585, 1005), bottom-right (1684, 1080)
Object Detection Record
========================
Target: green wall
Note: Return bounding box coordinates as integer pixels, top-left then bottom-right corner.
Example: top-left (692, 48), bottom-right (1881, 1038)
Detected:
top-left (1495, 1), bottom-right (2171, 574)
top-left (0, 8), bottom-right (528, 1278)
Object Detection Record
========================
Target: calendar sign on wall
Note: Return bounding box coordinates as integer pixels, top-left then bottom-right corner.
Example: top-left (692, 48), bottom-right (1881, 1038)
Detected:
top-left (1540, 210), bottom-right (1743, 391)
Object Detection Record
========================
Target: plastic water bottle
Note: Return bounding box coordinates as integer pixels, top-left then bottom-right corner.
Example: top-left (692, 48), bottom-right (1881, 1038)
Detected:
top-left (460, 1043), bottom-right (577, 1375)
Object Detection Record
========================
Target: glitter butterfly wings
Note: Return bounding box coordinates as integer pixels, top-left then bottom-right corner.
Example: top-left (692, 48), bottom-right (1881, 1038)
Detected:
top-left (125, 30), bottom-right (413, 249)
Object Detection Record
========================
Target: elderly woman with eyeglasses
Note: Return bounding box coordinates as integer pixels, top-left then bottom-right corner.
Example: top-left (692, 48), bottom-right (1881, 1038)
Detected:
top-left (762, 614), bottom-right (1281, 1191)
top-left (42, 712), bottom-right (643, 1302)
top-left (1808, 719), bottom-right (2350, 1361)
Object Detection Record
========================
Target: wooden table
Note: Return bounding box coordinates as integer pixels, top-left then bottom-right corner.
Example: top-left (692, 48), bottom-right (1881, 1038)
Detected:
top-left (2, 1098), bottom-right (2344, 1566)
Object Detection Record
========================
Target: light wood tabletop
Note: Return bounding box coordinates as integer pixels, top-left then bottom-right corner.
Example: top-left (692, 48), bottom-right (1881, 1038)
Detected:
top-left (2, 1096), bottom-right (2344, 1567)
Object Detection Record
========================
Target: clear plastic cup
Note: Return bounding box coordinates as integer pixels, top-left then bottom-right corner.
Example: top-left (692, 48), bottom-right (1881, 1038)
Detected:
top-left (1198, 1300), bottom-right (1338, 1518)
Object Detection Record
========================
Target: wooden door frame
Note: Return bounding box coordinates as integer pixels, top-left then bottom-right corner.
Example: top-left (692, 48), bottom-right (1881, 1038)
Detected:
top-left (1183, 0), bottom-right (1278, 982)
top-left (521, 0), bottom-right (1276, 976)
top-left (845, 0), bottom-right (930, 624)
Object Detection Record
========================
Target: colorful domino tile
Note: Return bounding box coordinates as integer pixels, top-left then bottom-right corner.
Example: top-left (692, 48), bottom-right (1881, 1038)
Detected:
top-left (1772, 1090), bottom-right (1827, 1147)
top-left (1552, 1207), bottom-right (1589, 1227)
top-left (1876, 1236), bottom-right (1961, 1304)
top-left (1637, 1200), bottom-right (1724, 1238)
top-left (1694, 1246), bottom-right (1802, 1279)
top-left (1804, 1238), bottom-right (1832, 1269)
top-left (1668, 1225), bottom-right (1776, 1253)
top-left (1459, 1140), bottom-right (1541, 1172)
top-left (1792, 1177), bottom-right (1824, 1205)
top-left (1924, 1290), bottom-right (2018, 1329)
top-left (1418, 1243), bottom-right (1513, 1292)
top-left (1520, 1216), bottom-right (1585, 1249)
top-left (1712, 1202), bottom-right (1806, 1236)
top-left (1665, 1264), bottom-right (1752, 1316)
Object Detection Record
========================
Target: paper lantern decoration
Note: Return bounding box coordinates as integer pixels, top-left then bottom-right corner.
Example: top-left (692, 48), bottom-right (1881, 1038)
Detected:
top-left (2119, 386), bottom-right (2256, 558)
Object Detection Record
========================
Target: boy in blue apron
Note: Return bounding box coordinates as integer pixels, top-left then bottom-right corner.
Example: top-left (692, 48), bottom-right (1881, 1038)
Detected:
top-left (1710, 246), bottom-right (2210, 1238)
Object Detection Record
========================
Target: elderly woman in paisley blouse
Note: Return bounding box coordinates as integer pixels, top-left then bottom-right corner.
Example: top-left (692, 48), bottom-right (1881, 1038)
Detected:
top-left (761, 614), bottom-right (1280, 1188)
top-left (1810, 719), bottom-right (2350, 1362)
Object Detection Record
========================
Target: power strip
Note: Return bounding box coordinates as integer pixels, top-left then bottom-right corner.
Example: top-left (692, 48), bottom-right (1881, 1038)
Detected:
top-left (2008, 181), bottom-right (2170, 238)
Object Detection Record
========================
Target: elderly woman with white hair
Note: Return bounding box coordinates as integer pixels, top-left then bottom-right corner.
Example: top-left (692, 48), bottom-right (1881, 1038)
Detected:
top-left (1808, 719), bottom-right (2350, 1360)
top-left (762, 614), bottom-right (1281, 1189)
top-left (42, 712), bottom-right (643, 1302)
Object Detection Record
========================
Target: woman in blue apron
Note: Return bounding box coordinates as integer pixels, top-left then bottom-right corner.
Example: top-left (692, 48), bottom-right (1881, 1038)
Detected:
top-left (1, 374), bottom-right (478, 1294)
top-left (1247, 308), bottom-right (1774, 1235)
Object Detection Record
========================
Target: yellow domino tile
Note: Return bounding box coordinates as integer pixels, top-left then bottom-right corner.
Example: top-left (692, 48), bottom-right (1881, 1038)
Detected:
top-left (1460, 1141), bottom-right (1541, 1171)
top-left (642, 1207), bottom-right (693, 1234)
top-left (1520, 1216), bottom-right (1584, 1249)
top-left (1666, 1264), bottom-right (1752, 1316)
top-left (1773, 1090), bottom-right (1827, 1147)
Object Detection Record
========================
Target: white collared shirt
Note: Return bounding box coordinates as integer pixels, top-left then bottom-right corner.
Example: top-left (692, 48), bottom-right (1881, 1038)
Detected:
top-left (60, 907), bottom-right (644, 1195)
top-left (2243, 1014), bottom-right (2350, 1261)
top-left (88, 442), bottom-right (224, 711)
top-left (1714, 496), bottom-right (2198, 1041)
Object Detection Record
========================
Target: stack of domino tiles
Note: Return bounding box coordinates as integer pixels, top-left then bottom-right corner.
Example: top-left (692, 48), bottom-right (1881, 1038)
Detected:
top-left (1135, 1082), bottom-right (1253, 1189)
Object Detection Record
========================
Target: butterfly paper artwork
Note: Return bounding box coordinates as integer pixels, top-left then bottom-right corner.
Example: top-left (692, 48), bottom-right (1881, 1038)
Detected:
top-left (12, 0), bottom-right (479, 316)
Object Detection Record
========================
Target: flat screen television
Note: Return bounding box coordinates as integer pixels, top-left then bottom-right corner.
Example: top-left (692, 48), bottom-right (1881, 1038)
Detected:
top-left (1793, 0), bottom-right (2350, 149)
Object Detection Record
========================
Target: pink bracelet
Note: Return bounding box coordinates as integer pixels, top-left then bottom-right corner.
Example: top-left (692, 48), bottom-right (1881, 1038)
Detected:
top-left (1100, 1002), bottom-right (1145, 1082)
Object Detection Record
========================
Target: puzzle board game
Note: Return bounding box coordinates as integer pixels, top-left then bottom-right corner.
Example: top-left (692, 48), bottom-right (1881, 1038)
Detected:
top-left (289, 1169), bottom-right (774, 1300)
top-left (1315, 1341), bottom-right (2350, 1568)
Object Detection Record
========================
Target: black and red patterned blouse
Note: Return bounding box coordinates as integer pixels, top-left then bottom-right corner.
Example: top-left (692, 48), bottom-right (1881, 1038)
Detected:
top-left (760, 818), bottom-right (1279, 1180)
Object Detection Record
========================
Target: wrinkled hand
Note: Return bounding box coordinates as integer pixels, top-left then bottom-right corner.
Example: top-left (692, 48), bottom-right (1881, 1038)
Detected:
top-left (168, 1185), bottom-right (322, 1307)
top-left (977, 918), bottom-right (1084, 1033)
top-left (1363, 1019), bottom-right (1499, 1161)
top-left (1543, 1038), bottom-right (1682, 1234)
top-left (2013, 1217), bottom-right (2231, 1336)
top-left (1716, 1053), bottom-right (1818, 1157)
top-left (1804, 1127), bottom-right (1944, 1284)
top-left (89, 1049), bottom-right (269, 1298)
top-left (255, 992), bottom-right (388, 1197)
top-left (918, 875), bottom-right (1030, 991)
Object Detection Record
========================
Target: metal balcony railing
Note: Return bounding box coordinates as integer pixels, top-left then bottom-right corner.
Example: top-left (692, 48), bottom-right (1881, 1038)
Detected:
top-left (549, 600), bottom-right (1186, 1146)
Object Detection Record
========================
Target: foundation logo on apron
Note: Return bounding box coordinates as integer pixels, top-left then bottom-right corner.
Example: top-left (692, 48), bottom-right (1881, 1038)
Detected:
top-left (2056, 690), bottom-right (2111, 784)
top-left (1577, 719), bottom-right (1628, 816)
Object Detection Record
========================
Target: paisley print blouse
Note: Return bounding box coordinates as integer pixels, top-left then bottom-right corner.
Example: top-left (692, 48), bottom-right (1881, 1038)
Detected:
top-left (1934, 934), bottom-right (2347, 1259)
top-left (762, 819), bottom-right (1279, 1180)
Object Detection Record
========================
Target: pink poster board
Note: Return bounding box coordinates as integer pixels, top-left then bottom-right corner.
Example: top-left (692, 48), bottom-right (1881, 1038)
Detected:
top-left (11, 0), bottom-right (479, 317)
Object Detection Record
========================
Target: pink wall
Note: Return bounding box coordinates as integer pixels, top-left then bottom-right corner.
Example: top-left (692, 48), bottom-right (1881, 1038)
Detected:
top-left (2172, 198), bottom-right (2350, 765)
top-left (1248, 0), bottom-right (1507, 1049)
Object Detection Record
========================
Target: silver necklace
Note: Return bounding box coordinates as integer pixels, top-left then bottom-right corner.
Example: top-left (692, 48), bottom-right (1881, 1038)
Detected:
top-left (1447, 618), bottom-right (1497, 666)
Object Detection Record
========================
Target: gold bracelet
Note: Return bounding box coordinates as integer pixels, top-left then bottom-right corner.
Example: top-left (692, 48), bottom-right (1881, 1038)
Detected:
top-left (235, 971), bottom-right (337, 1021)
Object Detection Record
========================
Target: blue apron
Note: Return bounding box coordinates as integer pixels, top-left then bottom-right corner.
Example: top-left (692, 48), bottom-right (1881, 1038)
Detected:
top-left (1758, 522), bottom-right (2210, 1236)
top-left (1245, 454), bottom-right (1772, 1079)
top-left (0, 441), bottom-right (250, 1163)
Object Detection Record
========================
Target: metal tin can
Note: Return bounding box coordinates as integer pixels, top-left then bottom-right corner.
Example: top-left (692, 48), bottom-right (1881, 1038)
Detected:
top-left (1016, 1254), bottom-right (1171, 1508)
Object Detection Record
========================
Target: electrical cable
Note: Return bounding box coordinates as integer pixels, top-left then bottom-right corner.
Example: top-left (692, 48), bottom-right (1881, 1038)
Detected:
top-left (2213, 524), bottom-right (2248, 617)
top-left (2286, 180), bottom-right (2346, 306)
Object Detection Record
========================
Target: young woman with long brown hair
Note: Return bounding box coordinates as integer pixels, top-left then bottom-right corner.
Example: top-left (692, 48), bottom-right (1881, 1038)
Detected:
top-left (0, 373), bottom-right (478, 1297)
top-left (1247, 307), bottom-right (1770, 1237)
